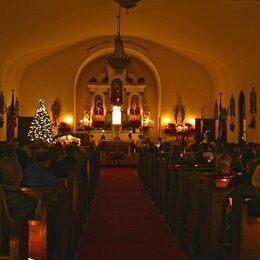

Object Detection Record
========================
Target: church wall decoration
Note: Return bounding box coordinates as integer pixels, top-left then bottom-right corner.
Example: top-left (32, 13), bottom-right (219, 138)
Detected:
top-left (164, 102), bottom-right (194, 141)
top-left (229, 94), bottom-right (235, 132)
top-left (87, 65), bottom-right (146, 131)
top-left (248, 86), bottom-right (257, 129)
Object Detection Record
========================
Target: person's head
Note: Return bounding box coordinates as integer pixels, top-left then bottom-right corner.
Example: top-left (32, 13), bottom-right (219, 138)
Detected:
top-left (252, 165), bottom-right (260, 191)
top-left (34, 149), bottom-right (50, 166)
top-left (48, 145), bottom-right (62, 161)
top-left (90, 135), bottom-right (94, 139)
top-left (100, 135), bottom-right (106, 140)
top-left (0, 158), bottom-right (23, 186)
top-left (138, 134), bottom-right (143, 140)
top-left (172, 145), bottom-right (181, 157)
top-left (183, 152), bottom-right (196, 165)
top-left (128, 133), bottom-right (132, 139)
top-left (157, 137), bottom-right (162, 142)
top-left (216, 153), bottom-right (231, 173)
top-left (246, 158), bottom-right (260, 178)
top-left (27, 143), bottom-right (40, 158)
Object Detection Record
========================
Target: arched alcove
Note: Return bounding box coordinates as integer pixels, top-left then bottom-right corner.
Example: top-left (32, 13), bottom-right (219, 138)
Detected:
top-left (74, 51), bottom-right (160, 139)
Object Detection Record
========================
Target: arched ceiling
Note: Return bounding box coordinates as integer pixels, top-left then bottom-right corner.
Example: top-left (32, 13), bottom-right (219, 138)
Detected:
top-left (1, 0), bottom-right (260, 89)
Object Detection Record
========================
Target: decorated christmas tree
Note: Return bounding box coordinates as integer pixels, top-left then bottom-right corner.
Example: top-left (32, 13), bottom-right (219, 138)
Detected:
top-left (27, 99), bottom-right (53, 143)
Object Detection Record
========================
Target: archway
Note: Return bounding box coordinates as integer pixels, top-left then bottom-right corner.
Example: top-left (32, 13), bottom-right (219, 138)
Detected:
top-left (73, 48), bottom-right (162, 140)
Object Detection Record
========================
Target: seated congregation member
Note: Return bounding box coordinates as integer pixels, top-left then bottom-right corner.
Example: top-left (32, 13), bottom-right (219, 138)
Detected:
top-left (0, 158), bottom-right (39, 219)
top-left (215, 153), bottom-right (233, 177)
top-left (55, 144), bottom-right (80, 178)
top-left (159, 141), bottom-right (171, 154)
top-left (135, 134), bottom-right (144, 148)
top-left (246, 165), bottom-right (260, 217)
top-left (170, 145), bottom-right (184, 164)
top-left (23, 149), bottom-right (59, 187)
top-left (48, 144), bottom-right (63, 176)
top-left (16, 141), bottom-right (31, 170)
top-left (183, 145), bottom-right (196, 165)
top-left (228, 158), bottom-right (260, 187)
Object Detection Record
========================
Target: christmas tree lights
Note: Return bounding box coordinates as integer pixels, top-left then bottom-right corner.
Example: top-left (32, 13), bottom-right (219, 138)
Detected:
top-left (27, 99), bottom-right (53, 143)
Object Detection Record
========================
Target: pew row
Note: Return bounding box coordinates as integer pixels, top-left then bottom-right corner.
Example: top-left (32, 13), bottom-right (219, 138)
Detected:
top-left (0, 189), bottom-right (29, 260)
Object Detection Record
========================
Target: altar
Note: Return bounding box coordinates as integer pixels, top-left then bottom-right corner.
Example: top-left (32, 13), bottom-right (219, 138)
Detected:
top-left (100, 140), bottom-right (137, 166)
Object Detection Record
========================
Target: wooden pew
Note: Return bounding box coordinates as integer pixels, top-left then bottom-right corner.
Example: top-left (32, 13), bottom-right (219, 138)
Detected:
top-left (187, 176), bottom-right (232, 260)
top-left (174, 166), bottom-right (215, 250)
top-left (0, 189), bottom-right (29, 260)
top-left (220, 191), bottom-right (260, 260)
top-left (21, 183), bottom-right (73, 260)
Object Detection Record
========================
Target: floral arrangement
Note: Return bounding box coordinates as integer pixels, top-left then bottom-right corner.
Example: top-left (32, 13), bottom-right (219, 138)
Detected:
top-left (94, 107), bottom-right (104, 116)
top-left (58, 122), bottom-right (71, 135)
top-left (129, 120), bottom-right (141, 128)
top-left (56, 135), bottom-right (81, 146)
top-left (92, 120), bottom-right (105, 128)
top-left (141, 125), bottom-right (152, 132)
top-left (164, 122), bottom-right (194, 139)
top-left (84, 125), bottom-right (92, 131)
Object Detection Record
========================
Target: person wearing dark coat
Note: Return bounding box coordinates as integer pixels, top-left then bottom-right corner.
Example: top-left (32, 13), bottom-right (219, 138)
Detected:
top-left (55, 144), bottom-right (79, 178)
top-left (23, 149), bottom-right (59, 187)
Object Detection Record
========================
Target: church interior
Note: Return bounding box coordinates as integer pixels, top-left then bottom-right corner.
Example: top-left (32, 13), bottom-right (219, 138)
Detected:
top-left (0, 0), bottom-right (259, 259)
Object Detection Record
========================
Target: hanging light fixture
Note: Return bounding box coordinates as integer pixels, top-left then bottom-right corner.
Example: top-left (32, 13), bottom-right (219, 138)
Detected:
top-left (108, 4), bottom-right (131, 73)
top-left (115, 0), bottom-right (140, 10)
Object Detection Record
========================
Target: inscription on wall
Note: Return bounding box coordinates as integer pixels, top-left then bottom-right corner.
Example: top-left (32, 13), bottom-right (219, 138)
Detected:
top-left (86, 39), bottom-right (150, 53)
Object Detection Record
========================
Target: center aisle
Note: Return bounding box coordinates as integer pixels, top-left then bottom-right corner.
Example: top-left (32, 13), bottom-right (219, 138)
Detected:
top-left (78, 168), bottom-right (185, 260)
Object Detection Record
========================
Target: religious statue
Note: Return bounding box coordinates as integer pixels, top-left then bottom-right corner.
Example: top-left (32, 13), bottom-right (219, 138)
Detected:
top-left (229, 94), bottom-right (235, 117)
top-left (250, 87), bottom-right (257, 114)
top-left (111, 78), bottom-right (123, 106)
top-left (249, 87), bottom-right (257, 129)
top-left (94, 95), bottom-right (104, 116)
top-left (51, 99), bottom-right (61, 126)
top-left (229, 94), bottom-right (235, 132)
top-left (175, 103), bottom-right (185, 125)
top-left (130, 95), bottom-right (140, 116)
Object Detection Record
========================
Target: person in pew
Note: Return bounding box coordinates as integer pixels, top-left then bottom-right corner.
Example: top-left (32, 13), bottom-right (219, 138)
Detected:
top-left (48, 144), bottom-right (63, 176)
top-left (54, 144), bottom-right (80, 178)
top-left (16, 141), bottom-right (31, 170)
top-left (170, 145), bottom-right (184, 164)
top-left (183, 145), bottom-right (196, 165)
top-left (215, 153), bottom-right (233, 177)
top-left (228, 158), bottom-right (260, 187)
top-left (23, 149), bottom-right (59, 187)
top-left (222, 162), bottom-right (260, 250)
top-left (0, 158), bottom-right (40, 219)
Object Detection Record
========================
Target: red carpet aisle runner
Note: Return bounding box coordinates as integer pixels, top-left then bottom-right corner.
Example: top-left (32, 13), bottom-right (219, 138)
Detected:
top-left (78, 168), bottom-right (185, 260)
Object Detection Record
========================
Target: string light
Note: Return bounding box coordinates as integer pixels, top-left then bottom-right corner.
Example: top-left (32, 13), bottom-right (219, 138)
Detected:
top-left (27, 99), bottom-right (53, 144)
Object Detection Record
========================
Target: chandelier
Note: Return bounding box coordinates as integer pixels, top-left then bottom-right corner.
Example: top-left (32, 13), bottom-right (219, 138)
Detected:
top-left (115, 0), bottom-right (140, 10)
top-left (108, 1), bottom-right (140, 73)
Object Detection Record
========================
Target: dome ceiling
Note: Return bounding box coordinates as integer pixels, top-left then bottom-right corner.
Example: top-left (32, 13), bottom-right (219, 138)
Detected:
top-left (1, 0), bottom-right (260, 84)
